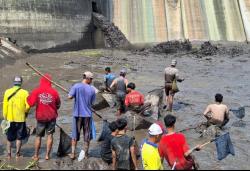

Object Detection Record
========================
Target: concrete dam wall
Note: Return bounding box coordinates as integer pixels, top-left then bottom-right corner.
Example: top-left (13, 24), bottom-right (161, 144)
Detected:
top-left (96, 0), bottom-right (250, 44)
top-left (1, 0), bottom-right (250, 51)
top-left (0, 0), bottom-right (93, 51)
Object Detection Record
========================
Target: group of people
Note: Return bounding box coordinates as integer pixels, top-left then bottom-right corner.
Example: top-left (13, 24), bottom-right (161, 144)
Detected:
top-left (2, 59), bottom-right (230, 170)
top-left (165, 59), bottom-right (230, 128)
top-left (104, 67), bottom-right (145, 116)
top-left (2, 74), bottom-right (61, 160)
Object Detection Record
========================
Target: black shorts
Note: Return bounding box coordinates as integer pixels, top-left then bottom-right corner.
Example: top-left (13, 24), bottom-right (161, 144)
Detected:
top-left (36, 120), bottom-right (56, 137)
top-left (116, 93), bottom-right (126, 112)
top-left (72, 117), bottom-right (91, 142)
top-left (165, 83), bottom-right (175, 96)
top-left (6, 122), bottom-right (27, 142)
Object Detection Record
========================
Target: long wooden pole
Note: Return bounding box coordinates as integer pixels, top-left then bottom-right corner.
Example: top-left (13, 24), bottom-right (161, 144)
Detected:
top-left (26, 62), bottom-right (103, 119)
top-left (26, 62), bottom-right (69, 93)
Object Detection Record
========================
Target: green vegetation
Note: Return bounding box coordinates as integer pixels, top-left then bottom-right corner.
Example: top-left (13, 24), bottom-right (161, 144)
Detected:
top-left (70, 50), bottom-right (104, 58)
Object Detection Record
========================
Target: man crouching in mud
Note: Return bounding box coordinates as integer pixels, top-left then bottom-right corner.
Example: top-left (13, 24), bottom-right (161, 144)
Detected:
top-left (111, 118), bottom-right (138, 170)
top-left (125, 82), bottom-right (145, 113)
top-left (203, 94), bottom-right (230, 129)
top-left (68, 71), bottom-right (96, 160)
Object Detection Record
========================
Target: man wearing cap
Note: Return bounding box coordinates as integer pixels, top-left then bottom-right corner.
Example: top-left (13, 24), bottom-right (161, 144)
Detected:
top-left (27, 74), bottom-right (61, 161)
top-left (141, 123), bottom-right (163, 170)
top-left (68, 71), bottom-right (96, 160)
top-left (164, 59), bottom-right (184, 112)
top-left (104, 67), bottom-right (116, 92)
top-left (110, 69), bottom-right (129, 116)
top-left (3, 76), bottom-right (30, 159)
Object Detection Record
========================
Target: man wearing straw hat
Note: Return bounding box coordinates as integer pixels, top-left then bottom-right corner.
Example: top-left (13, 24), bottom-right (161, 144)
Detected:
top-left (2, 76), bottom-right (30, 159)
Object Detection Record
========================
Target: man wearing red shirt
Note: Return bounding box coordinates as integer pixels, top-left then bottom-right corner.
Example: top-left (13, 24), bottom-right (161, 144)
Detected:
top-left (27, 74), bottom-right (61, 161)
top-left (125, 83), bottom-right (144, 113)
top-left (159, 115), bottom-right (200, 170)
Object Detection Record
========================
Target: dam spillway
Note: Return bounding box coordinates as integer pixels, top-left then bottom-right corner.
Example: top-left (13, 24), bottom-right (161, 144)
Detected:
top-left (0, 0), bottom-right (250, 51)
top-left (96, 0), bottom-right (250, 44)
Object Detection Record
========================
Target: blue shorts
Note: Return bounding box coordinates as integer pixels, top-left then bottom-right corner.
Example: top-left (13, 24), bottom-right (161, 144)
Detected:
top-left (72, 117), bottom-right (91, 142)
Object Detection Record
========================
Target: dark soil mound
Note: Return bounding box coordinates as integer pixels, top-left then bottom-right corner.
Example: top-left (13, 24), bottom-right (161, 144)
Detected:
top-left (199, 41), bottom-right (218, 57)
top-left (93, 13), bottom-right (131, 48)
top-left (150, 40), bottom-right (192, 54)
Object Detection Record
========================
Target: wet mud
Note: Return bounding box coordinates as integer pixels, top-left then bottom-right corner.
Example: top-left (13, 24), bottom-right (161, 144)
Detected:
top-left (0, 41), bottom-right (250, 169)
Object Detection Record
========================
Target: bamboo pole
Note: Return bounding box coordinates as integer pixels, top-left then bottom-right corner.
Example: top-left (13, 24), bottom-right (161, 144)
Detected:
top-left (25, 62), bottom-right (103, 119)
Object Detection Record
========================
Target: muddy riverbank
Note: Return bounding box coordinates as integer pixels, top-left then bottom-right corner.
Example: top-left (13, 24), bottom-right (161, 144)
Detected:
top-left (0, 42), bottom-right (250, 170)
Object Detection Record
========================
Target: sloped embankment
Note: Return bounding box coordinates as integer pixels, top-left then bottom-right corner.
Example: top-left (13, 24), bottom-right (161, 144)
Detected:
top-left (0, 37), bottom-right (27, 68)
top-left (93, 12), bottom-right (131, 48)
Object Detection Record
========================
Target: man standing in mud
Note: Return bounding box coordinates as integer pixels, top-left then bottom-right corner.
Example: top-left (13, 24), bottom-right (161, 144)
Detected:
top-left (27, 74), bottom-right (61, 161)
top-left (104, 67), bottom-right (116, 92)
top-left (141, 123), bottom-right (163, 170)
top-left (164, 59), bottom-right (184, 112)
top-left (159, 115), bottom-right (200, 170)
top-left (3, 76), bottom-right (30, 159)
top-left (110, 69), bottom-right (128, 116)
top-left (68, 71), bottom-right (96, 160)
top-left (125, 82), bottom-right (144, 113)
top-left (111, 118), bottom-right (138, 170)
top-left (203, 93), bottom-right (230, 128)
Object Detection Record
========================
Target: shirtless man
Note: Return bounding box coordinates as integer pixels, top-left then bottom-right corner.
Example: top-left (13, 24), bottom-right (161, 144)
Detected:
top-left (203, 94), bottom-right (230, 128)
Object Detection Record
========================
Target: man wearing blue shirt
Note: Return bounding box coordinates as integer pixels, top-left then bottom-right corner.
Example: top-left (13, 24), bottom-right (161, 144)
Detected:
top-left (68, 71), bottom-right (96, 160)
top-left (104, 67), bottom-right (116, 92)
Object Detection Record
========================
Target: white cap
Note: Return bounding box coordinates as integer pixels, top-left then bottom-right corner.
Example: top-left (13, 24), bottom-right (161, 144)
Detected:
top-left (171, 59), bottom-right (177, 66)
top-left (120, 69), bottom-right (127, 74)
top-left (148, 123), bottom-right (163, 135)
top-left (84, 71), bottom-right (94, 79)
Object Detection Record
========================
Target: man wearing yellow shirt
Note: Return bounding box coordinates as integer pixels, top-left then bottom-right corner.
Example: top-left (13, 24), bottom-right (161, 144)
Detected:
top-left (2, 76), bottom-right (30, 159)
top-left (141, 123), bottom-right (163, 170)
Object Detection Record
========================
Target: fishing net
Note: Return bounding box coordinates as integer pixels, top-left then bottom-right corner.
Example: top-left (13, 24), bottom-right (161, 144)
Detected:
top-left (230, 107), bottom-right (245, 119)
top-left (215, 132), bottom-right (235, 160)
top-left (57, 128), bottom-right (72, 157)
top-left (98, 120), bottom-right (111, 142)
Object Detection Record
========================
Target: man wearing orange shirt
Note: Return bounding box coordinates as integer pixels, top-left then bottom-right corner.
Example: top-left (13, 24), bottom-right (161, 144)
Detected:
top-left (125, 83), bottom-right (144, 113)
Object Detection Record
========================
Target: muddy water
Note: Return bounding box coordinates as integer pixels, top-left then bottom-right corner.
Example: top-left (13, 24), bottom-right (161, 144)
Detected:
top-left (0, 43), bottom-right (250, 169)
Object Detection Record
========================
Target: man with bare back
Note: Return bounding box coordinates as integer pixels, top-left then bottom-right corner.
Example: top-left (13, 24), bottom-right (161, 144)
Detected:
top-left (203, 94), bottom-right (230, 128)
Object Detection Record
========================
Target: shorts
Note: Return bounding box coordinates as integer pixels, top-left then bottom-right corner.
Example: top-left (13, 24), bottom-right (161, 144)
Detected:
top-left (165, 83), bottom-right (175, 96)
top-left (72, 117), bottom-right (91, 142)
top-left (127, 105), bottom-right (142, 113)
top-left (116, 93), bottom-right (126, 112)
top-left (6, 122), bottom-right (27, 142)
top-left (36, 120), bottom-right (56, 137)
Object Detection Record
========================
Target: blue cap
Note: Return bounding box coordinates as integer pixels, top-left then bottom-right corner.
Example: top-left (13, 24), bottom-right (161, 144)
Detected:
top-left (13, 76), bottom-right (22, 85)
